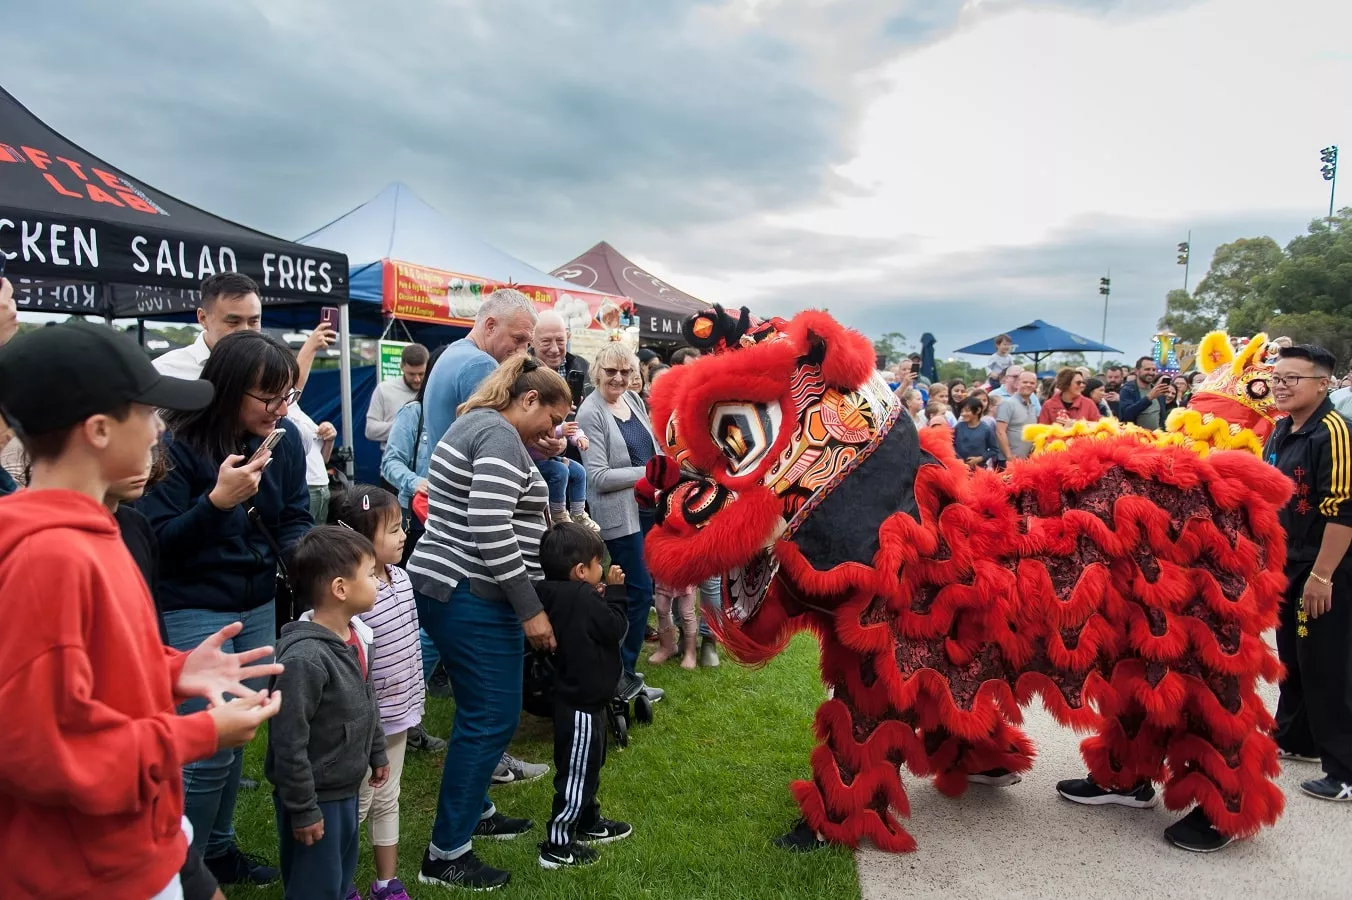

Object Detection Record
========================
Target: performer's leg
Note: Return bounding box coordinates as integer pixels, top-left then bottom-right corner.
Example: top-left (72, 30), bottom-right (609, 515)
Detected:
top-left (1275, 565), bottom-right (1318, 757)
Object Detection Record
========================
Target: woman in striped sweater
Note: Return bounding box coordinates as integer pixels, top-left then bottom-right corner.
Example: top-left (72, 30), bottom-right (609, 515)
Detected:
top-left (407, 355), bottom-right (573, 891)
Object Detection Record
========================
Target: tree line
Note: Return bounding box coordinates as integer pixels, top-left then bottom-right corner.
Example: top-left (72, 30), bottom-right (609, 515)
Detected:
top-left (1160, 210), bottom-right (1352, 368)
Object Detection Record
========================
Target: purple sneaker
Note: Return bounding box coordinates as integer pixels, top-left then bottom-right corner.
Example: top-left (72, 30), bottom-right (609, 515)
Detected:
top-left (371, 878), bottom-right (412, 900)
top-left (345, 888), bottom-right (363, 900)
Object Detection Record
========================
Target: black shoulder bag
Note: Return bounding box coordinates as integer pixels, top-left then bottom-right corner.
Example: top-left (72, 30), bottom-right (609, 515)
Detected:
top-left (248, 506), bottom-right (298, 637)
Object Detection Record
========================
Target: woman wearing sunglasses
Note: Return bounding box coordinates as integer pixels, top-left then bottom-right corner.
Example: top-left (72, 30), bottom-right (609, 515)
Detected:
top-left (1038, 366), bottom-right (1103, 426)
top-left (137, 330), bottom-right (313, 886)
top-left (576, 343), bottom-right (667, 702)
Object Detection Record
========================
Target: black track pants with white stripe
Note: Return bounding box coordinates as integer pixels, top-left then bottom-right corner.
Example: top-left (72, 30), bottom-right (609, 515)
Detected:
top-left (547, 703), bottom-right (607, 848)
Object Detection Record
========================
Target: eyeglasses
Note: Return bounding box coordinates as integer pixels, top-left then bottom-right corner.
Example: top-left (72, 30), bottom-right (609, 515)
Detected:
top-left (603, 367), bottom-right (633, 378)
top-left (248, 388), bottom-right (301, 413)
top-left (1271, 374), bottom-right (1326, 388)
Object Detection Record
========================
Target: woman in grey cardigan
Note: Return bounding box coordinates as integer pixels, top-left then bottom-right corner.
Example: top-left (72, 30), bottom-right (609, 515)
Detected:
top-left (577, 343), bottom-right (665, 699)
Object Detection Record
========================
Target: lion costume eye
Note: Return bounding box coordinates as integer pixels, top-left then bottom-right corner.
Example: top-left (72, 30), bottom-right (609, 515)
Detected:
top-left (709, 401), bottom-right (781, 474)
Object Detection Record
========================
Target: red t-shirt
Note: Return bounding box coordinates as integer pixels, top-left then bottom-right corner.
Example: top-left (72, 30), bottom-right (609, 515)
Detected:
top-left (347, 629), bottom-right (367, 678)
top-left (1038, 393), bottom-right (1102, 424)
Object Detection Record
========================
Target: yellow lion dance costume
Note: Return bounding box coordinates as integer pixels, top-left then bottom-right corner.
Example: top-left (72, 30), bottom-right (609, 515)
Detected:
top-left (1026, 331), bottom-right (1289, 456)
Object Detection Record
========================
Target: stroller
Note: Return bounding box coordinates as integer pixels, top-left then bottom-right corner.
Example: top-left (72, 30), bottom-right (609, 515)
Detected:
top-left (522, 650), bottom-right (653, 748)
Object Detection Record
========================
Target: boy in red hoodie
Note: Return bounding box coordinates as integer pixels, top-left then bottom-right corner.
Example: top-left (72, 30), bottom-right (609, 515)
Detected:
top-left (0, 321), bottom-right (286, 899)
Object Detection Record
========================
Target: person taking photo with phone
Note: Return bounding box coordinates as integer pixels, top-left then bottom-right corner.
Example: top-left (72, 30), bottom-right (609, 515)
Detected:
top-left (136, 330), bottom-right (314, 887)
top-left (1117, 356), bottom-right (1170, 431)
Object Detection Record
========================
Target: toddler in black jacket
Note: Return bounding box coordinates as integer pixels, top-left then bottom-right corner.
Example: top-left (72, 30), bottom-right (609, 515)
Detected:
top-left (534, 523), bottom-right (635, 869)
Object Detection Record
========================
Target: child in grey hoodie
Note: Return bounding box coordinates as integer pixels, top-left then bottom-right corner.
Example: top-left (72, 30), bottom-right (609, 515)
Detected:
top-left (266, 526), bottom-right (389, 900)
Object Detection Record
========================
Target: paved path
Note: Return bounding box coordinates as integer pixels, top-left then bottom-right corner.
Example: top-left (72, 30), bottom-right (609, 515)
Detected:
top-left (855, 680), bottom-right (1350, 900)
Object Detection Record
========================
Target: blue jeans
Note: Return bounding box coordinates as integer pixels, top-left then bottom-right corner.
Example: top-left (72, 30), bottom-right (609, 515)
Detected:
top-left (163, 601), bottom-right (276, 858)
top-left (420, 624), bottom-right (441, 684)
top-left (605, 513), bottom-right (655, 676)
top-left (274, 794), bottom-right (359, 900)
top-left (417, 583), bottom-right (524, 856)
top-left (698, 575), bottom-right (723, 639)
top-left (537, 456), bottom-right (586, 506)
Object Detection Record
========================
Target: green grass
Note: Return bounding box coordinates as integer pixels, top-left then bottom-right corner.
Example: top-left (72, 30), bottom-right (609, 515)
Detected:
top-left (228, 634), bottom-right (860, 900)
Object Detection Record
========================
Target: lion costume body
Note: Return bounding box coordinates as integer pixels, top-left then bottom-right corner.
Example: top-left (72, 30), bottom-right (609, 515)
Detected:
top-left (638, 309), bottom-right (1291, 852)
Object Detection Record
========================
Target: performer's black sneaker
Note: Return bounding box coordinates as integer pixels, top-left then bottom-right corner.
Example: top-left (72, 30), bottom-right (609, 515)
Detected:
top-left (577, 817), bottom-right (633, 844)
top-left (1056, 775), bottom-right (1159, 808)
top-left (1301, 776), bottom-right (1352, 802)
top-left (772, 818), bottom-right (829, 852)
top-left (969, 768), bottom-right (1022, 787)
top-left (1164, 807), bottom-right (1235, 853)
top-left (538, 841), bottom-right (600, 870)
top-left (418, 849), bottom-right (511, 890)
top-left (1276, 748), bottom-right (1321, 764)
top-left (473, 811), bottom-right (534, 840)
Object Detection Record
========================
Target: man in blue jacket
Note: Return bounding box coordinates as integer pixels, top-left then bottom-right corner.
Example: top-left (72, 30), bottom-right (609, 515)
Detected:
top-left (1118, 356), bottom-right (1171, 429)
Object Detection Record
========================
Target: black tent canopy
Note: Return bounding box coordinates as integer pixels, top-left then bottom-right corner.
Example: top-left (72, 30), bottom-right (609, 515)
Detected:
top-left (0, 86), bottom-right (348, 318)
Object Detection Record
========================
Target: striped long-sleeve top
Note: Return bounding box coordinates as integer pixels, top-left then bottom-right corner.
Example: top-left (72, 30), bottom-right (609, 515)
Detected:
top-left (407, 407), bottom-right (548, 622)
top-left (357, 565), bottom-right (425, 735)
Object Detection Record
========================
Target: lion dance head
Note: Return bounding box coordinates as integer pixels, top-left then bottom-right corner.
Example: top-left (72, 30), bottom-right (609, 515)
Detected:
top-left (638, 306), bottom-right (922, 660)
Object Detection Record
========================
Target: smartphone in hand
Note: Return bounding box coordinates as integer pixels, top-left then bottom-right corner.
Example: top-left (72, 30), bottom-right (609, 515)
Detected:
top-left (248, 428), bottom-right (287, 465)
top-left (319, 306), bottom-right (339, 332)
top-left (567, 370), bottom-right (586, 407)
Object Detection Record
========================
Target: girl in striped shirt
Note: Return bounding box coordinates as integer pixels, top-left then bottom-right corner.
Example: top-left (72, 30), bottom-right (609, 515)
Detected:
top-left (333, 485), bottom-right (425, 900)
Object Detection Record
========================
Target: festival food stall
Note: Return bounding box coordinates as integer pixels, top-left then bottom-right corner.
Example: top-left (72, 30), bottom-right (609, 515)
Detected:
top-left (0, 84), bottom-right (357, 452)
top-left (552, 240), bottom-right (711, 345)
top-left (296, 183), bottom-right (637, 483)
top-left (298, 183), bottom-right (636, 364)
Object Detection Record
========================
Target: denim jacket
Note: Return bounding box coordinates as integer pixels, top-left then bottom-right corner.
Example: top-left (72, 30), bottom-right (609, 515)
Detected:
top-left (380, 401), bottom-right (429, 510)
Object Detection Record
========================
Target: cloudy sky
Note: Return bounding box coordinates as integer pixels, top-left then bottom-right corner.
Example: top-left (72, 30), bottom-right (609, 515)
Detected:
top-left (6, 0), bottom-right (1347, 359)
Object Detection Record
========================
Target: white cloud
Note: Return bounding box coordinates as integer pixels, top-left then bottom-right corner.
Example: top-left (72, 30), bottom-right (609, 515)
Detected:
top-left (662, 0), bottom-right (1352, 355)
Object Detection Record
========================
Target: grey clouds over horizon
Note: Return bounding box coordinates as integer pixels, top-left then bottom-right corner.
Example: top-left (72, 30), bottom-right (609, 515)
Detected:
top-left (1, 0), bottom-right (1322, 360)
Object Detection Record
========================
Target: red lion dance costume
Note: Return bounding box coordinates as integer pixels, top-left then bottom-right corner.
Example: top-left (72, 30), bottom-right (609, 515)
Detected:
top-left (637, 307), bottom-right (1291, 852)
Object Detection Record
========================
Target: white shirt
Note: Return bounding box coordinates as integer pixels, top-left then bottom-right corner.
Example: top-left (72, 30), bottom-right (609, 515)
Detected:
top-left (152, 332), bottom-right (211, 379)
top-left (366, 377), bottom-right (418, 446)
top-left (287, 406), bottom-right (331, 487)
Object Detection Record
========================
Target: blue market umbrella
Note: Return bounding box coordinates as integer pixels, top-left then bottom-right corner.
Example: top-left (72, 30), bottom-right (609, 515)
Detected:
top-left (953, 319), bottom-right (1120, 372)
top-left (919, 333), bottom-right (938, 383)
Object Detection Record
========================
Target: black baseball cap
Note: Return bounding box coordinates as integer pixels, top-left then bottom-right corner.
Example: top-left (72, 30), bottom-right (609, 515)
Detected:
top-left (0, 321), bottom-right (213, 435)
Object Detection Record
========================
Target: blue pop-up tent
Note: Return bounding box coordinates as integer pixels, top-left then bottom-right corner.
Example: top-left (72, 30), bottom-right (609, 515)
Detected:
top-left (294, 183), bottom-right (625, 483)
top-left (954, 319), bottom-right (1120, 371)
top-left (296, 182), bottom-right (610, 344)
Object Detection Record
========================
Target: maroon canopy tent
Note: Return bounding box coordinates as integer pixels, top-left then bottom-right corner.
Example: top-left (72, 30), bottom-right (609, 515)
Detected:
top-left (552, 241), bottom-right (709, 342)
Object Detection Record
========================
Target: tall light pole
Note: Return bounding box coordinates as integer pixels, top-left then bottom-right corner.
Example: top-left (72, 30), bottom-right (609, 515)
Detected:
top-left (1321, 145), bottom-right (1338, 222)
top-left (1098, 273), bottom-right (1111, 366)
top-left (1177, 231), bottom-right (1191, 292)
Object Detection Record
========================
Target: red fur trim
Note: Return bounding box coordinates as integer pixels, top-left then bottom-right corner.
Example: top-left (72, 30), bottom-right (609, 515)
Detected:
top-left (645, 485), bottom-right (783, 587)
top-left (784, 310), bottom-right (877, 390)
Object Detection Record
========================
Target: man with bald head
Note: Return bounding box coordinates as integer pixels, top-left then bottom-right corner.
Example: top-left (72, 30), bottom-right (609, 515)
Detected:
top-left (990, 364), bottom-right (1041, 417)
top-left (531, 309), bottom-right (590, 392)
